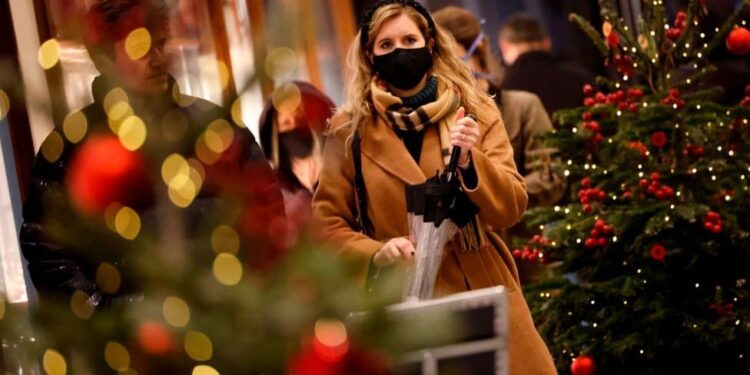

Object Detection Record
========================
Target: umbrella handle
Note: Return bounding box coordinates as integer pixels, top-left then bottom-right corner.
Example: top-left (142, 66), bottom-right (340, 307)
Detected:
top-left (445, 114), bottom-right (476, 182)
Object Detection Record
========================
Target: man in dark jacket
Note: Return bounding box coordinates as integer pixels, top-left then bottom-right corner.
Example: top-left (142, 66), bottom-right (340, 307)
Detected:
top-left (20, 0), bottom-right (283, 308)
top-left (498, 13), bottom-right (594, 117)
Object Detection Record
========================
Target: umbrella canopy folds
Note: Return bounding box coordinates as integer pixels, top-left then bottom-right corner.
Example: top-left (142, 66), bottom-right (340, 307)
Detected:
top-left (403, 147), bottom-right (478, 301)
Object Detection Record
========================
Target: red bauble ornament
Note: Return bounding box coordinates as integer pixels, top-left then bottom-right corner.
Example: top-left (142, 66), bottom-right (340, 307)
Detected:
top-left (584, 98), bottom-right (596, 107)
top-left (608, 32), bottom-right (620, 48)
top-left (726, 27), bottom-right (750, 55)
top-left (666, 28), bottom-right (683, 41)
top-left (651, 131), bottom-right (668, 148)
top-left (137, 322), bottom-right (174, 355)
top-left (571, 354), bottom-right (597, 375)
top-left (66, 135), bottom-right (152, 214)
top-left (583, 84), bottom-right (595, 96)
top-left (650, 244), bottom-right (667, 261)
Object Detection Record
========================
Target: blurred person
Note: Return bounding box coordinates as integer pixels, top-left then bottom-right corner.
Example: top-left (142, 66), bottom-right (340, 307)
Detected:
top-left (311, 1), bottom-right (556, 373)
top-left (20, 0), bottom-right (283, 308)
top-left (433, 6), bottom-right (565, 209)
top-left (498, 13), bottom-right (594, 116)
top-left (259, 81), bottom-right (335, 224)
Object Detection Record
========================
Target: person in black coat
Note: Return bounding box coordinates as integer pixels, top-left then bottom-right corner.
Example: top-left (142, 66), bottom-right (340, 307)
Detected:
top-left (498, 13), bottom-right (594, 117)
top-left (20, 0), bottom-right (283, 309)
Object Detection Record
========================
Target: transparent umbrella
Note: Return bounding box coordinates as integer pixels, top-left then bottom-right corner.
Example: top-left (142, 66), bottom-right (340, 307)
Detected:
top-left (403, 148), bottom-right (478, 302)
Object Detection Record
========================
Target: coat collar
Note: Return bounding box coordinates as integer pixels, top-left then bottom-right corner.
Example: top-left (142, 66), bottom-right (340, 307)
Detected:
top-left (360, 114), bottom-right (446, 186)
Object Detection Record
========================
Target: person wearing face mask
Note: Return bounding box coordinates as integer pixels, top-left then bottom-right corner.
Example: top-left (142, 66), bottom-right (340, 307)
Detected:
top-left (434, 6), bottom-right (565, 260)
top-left (259, 81), bottom-right (335, 225)
top-left (312, 1), bottom-right (557, 373)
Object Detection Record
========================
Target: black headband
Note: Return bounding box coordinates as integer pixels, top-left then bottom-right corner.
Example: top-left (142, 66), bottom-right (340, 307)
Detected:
top-left (360, 0), bottom-right (436, 49)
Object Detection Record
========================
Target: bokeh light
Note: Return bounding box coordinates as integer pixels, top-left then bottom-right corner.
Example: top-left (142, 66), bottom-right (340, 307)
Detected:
top-left (43, 349), bottom-right (67, 375)
top-left (137, 322), bottom-right (174, 355)
top-left (164, 155), bottom-right (203, 208)
top-left (195, 133), bottom-right (221, 165)
top-left (70, 290), bottom-right (94, 320)
top-left (184, 331), bottom-right (213, 361)
top-left (172, 81), bottom-right (197, 107)
top-left (204, 119), bottom-right (234, 154)
top-left (103, 88), bottom-right (129, 116)
top-left (230, 98), bottom-right (245, 127)
top-left (314, 318), bottom-right (348, 348)
top-left (95, 262), bottom-right (122, 294)
top-left (212, 253), bottom-right (243, 286)
top-left (211, 225), bottom-right (240, 254)
top-left (192, 365), bottom-right (220, 375)
top-left (62, 111), bottom-right (88, 143)
top-left (217, 60), bottom-right (231, 90)
top-left (163, 296), bottom-right (190, 327)
top-left (40, 130), bottom-right (64, 163)
top-left (114, 206), bottom-right (141, 240)
top-left (38, 39), bottom-right (60, 69)
top-left (161, 109), bottom-right (189, 142)
top-left (265, 47), bottom-right (297, 82)
top-left (125, 28), bottom-right (152, 60)
top-left (272, 82), bottom-right (302, 115)
top-left (104, 341), bottom-right (130, 371)
top-left (313, 318), bottom-right (349, 362)
top-left (0, 89), bottom-right (9, 120)
top-left (161, 153), bottom-right (190, 185)
top-left (118, 115), bottom-right (147, 150)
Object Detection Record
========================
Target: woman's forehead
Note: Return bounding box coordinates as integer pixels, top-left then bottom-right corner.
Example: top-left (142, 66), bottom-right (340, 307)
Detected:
top-left (374, 14), bottom-right (422, 42)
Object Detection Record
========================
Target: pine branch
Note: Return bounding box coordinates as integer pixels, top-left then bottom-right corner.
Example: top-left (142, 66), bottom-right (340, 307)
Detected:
top-left (672, 65), bottom-right (718, 90)
top-left (705, 0), bottom-right (750, 53)
top-left (569, 13), bottom-right (610, 57)
top-left (674, 0), bottom-right (702, 60)
top-left (598, 0), bottom-right (654, 74)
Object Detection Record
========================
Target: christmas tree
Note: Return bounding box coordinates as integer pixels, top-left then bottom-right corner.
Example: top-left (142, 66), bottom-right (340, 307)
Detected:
top-left (515, 0), bottom-right (750, 373)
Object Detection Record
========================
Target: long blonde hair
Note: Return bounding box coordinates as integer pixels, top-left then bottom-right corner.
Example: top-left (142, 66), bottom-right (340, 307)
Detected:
top-left (337, 3), bottom-right (498, 141)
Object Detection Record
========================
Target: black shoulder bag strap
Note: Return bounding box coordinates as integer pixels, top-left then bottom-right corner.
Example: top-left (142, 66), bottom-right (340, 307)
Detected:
top-left (352, 129), bottom-right (388, 293)
top-left (352, 129), bottom-right (371, 235)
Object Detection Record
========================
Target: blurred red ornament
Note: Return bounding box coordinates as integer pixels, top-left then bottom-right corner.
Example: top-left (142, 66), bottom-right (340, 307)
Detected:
top-left (608, 32), bottom-right (620, 48)
top-left (650, 244), bottom-right (667, 261)
top-left (726, 27), bottom-right (750, 55)
top-left (288, 340), bottom-right (389, 375)
top-left (650, 131), bottom-right (668, 148)
top-left (583, 84), bottom-right (595, 96)
top-left (137, 322), bottom-right (174, 355)
top-left (571, 354), bottom-right (596, 375)
top-left (584, 98), bottom-right (596, 107)
top-left (666, 28), bottom-right (683, 41)
top-left (66, 135), bottom-right (152, 215)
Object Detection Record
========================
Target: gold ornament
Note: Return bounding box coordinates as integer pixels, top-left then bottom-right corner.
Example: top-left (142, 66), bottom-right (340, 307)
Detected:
top-left (602, 21), bottom-right (613, 37)
top-left (638, 34), bottom-right (649, 50)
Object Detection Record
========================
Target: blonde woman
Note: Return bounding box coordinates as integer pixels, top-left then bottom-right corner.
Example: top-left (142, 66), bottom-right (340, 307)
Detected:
top-left (312, 1), bottom-right (556, 373)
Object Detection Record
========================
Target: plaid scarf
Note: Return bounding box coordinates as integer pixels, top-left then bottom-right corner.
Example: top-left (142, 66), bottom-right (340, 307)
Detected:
top-left (370, 78), bottom-right (460, 166)
top-left (370, 78), bottom-right (486, 251)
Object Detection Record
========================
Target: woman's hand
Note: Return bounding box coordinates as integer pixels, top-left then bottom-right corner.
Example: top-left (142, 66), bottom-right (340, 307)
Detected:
top-left (373, 237), bottom-right (415, 267)
top-left (450, 106), bottom-right (480, 166)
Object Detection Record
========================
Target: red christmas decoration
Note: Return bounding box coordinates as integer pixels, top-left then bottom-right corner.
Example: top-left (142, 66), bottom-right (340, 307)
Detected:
top-left (136, 322), bottom-right (174, 355)
top-left (650, 244), bottom-right (667, 261)
top-left (66, 135), bottom-right (153, 215)
top-left (585, 219), bottom-right (614, 249)
top-left (583, 84), bottom-right (595, 96)
top-left (650, 131), bottom-right (668, 148)
top-left (661, 89), bottom-right (685, 109)
top-left (702, 211), bottom-right (723, 234)
top-left (608, 32), bottom-right (620, 48)
top-left (726, 27), bottom-right (750, 55)
top-left (639, 172), bottom-right (675, 201)
top-left (571, 354), bottom-right (597, 375)
top-left (626, 141), bottom-right (648, 159)
top-left (709, 302), bottom-right (735, 316)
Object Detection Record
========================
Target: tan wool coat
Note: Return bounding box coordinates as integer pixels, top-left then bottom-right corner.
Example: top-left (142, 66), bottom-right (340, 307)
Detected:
top-left (312, 95), bottom-right (557, 374)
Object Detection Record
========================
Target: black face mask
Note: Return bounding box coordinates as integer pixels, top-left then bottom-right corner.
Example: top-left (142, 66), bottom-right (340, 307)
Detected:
top-left (279, 125), bottom-right (314, 159)
top-left (372, 47), bottom-right (433, 91)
